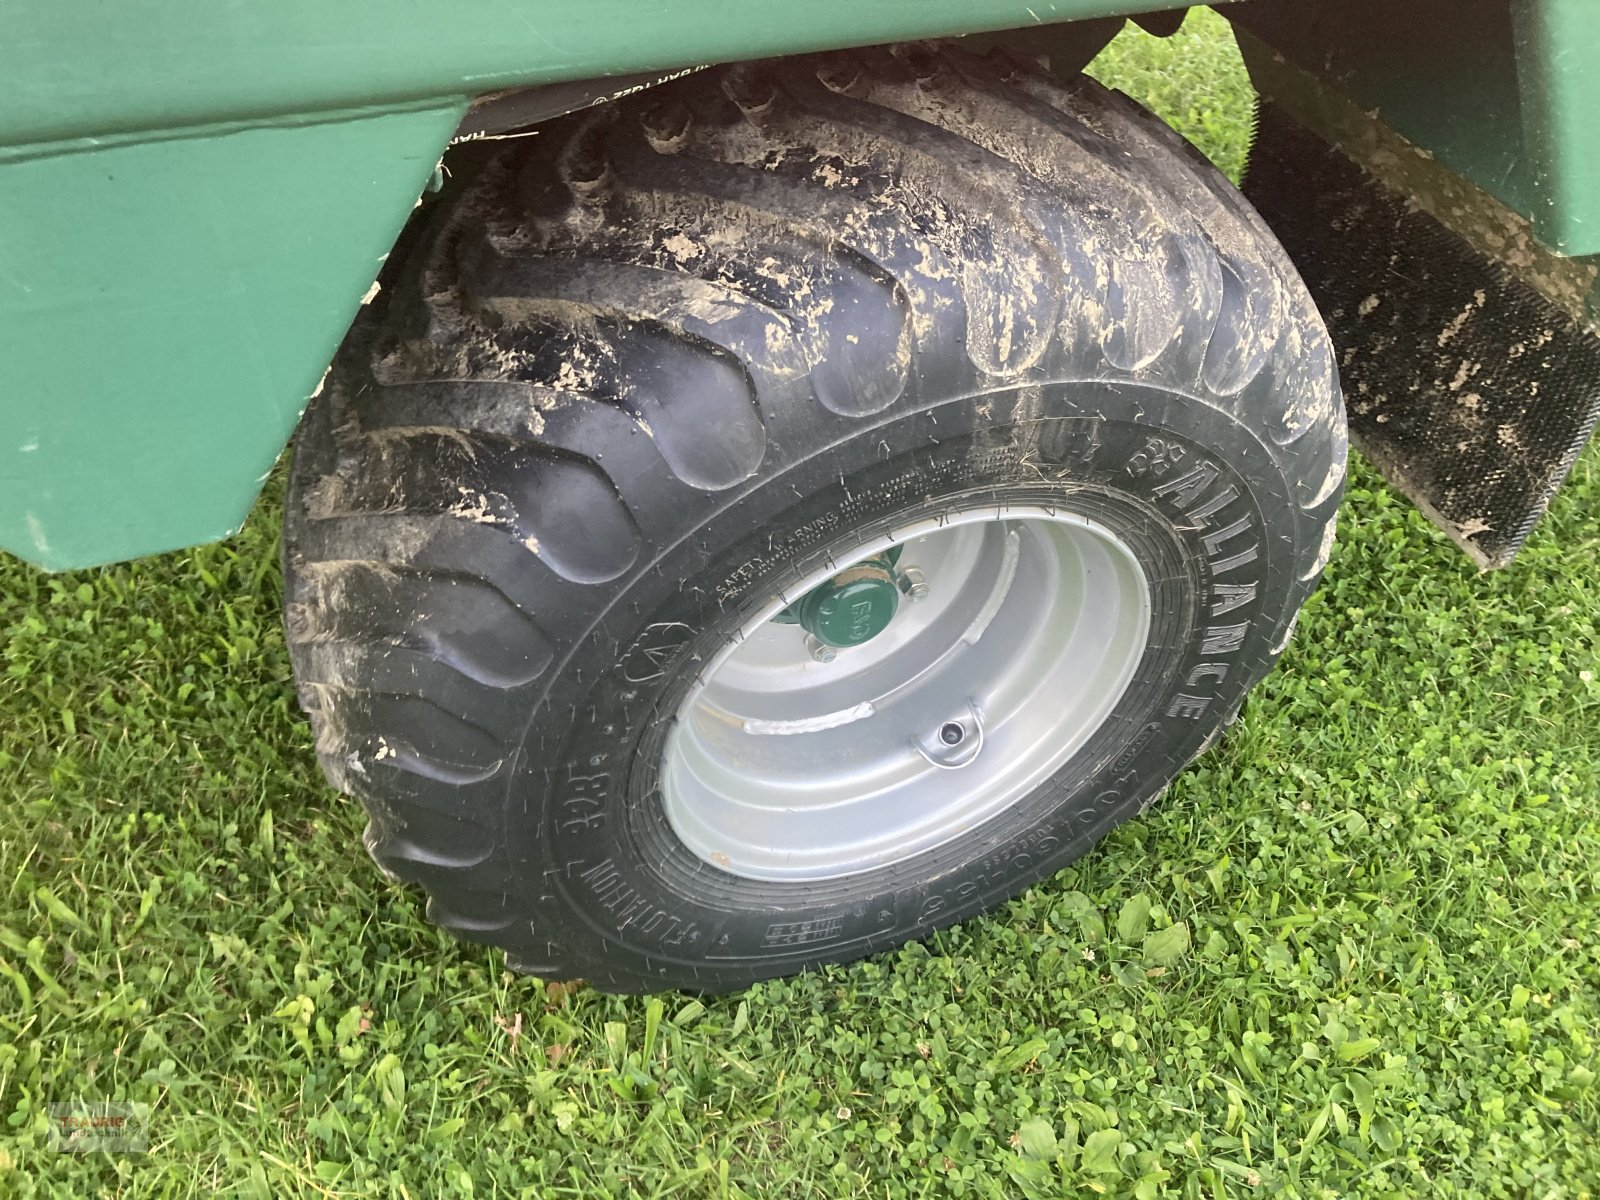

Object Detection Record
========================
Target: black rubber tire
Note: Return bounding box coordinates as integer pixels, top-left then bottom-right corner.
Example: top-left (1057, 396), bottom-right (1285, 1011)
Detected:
top-left (283, 43), bottom-right (1345, 993)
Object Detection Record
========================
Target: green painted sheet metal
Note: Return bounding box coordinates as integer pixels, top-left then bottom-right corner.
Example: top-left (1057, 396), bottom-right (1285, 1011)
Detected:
top-left (1513, 0), bottom-right (1600, 255)
top-left (0, 103), bottom-right (465, 570)
top-left (1229, 0), bottom-right (1600, 256)
top-left (7, 0), bottom-right (1600, 570)
top-left (1, 0), bottom-right (1214, 571)
top-left (1, 0), bottom-right (1203, 152)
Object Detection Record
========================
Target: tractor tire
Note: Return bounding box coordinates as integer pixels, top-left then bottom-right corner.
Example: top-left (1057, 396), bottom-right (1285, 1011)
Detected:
top-left (282, 42), bottom-right (1345, 993)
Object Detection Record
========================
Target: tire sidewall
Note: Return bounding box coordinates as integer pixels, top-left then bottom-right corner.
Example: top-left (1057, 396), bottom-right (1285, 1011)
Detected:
top-left (512, 381), bottom-right (1304, 985)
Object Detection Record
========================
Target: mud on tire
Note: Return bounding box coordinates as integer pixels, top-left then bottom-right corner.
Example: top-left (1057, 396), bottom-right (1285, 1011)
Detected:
top-left (283, 43), bottom-right (1345, 993)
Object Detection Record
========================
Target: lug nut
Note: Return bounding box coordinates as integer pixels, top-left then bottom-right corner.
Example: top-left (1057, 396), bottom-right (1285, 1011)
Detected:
top-left (898, 566), bottom-right (929, 603)
top-left (804, 634), bottom-right (838, 664)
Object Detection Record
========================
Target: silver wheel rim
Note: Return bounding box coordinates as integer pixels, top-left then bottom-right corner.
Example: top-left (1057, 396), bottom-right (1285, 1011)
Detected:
top-left (661, 506), bottom-right (1153, 882)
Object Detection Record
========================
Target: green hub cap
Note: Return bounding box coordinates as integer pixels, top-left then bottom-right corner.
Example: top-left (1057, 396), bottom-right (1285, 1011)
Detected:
top-left (777, 548), bottom-right (904, 648)
top-left (797, 561), bottom-right (900, 648)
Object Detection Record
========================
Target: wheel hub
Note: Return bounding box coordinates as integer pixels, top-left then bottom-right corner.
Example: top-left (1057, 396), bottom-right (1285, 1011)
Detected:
top-left (777, 550), bottom-right (905, 648)
top-left (661, 506), bottom-right (1153, 882)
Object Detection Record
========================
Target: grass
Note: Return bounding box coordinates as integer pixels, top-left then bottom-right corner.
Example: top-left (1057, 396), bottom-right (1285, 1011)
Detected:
top-left (3, 10), bottom-right (1598, 1197)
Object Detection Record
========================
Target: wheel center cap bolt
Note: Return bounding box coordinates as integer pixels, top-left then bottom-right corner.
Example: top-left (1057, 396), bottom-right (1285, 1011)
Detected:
top-left (898, 566), bottom-right (930, 603)
top-left (803, 634), bottom-right (839, 664)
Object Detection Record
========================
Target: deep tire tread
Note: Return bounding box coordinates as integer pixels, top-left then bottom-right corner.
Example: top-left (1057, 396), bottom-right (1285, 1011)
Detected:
top-left (284, 43), bottom-right (1344, 985)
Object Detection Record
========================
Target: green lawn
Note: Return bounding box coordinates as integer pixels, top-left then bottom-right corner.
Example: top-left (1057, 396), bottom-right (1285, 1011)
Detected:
top-left (4, 11), bottom-right (1599, 1197)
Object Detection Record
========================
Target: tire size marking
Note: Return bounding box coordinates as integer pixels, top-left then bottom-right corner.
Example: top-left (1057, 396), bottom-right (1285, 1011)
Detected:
top-left (916, 826), bottom-right (1062, 925)
top-left (1111, 721), bottom-right (1162, 772)
top-left (577, 859), bottom-right (702, 946)
top-left (559, 769), bottom-right (611, 832)
top-left (760, 918), bottom-right (844, 949)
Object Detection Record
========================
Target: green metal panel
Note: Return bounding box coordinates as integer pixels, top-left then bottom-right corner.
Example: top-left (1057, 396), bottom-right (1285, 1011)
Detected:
top-left (1, 1), bottom-right (1195, 150)
top-left (1, 0), bottom-right (1208, 571)
top-left (5, 0), bottom-right (1600, 570)
top-left (1513, 0), bottom-right (1600, 254)
top-left (1228, 0), bottom-right (1600, 256)
top-left (0, 103), bottom-right (464, 569)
